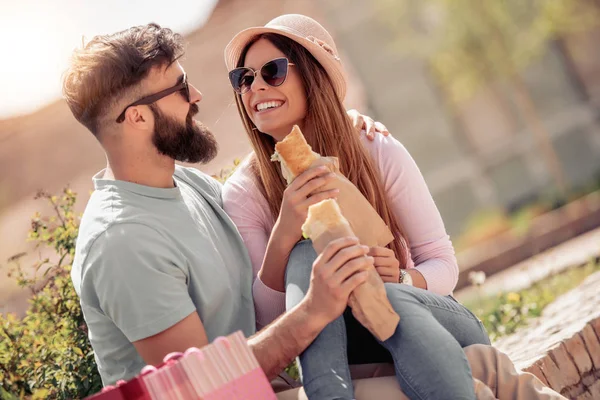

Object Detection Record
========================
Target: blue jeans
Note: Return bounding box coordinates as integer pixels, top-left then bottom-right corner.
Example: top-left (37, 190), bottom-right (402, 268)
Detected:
top-left (286, 240), bottom-right (491, 400)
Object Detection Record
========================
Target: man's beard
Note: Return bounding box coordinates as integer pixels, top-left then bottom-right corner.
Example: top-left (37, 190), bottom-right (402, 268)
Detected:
top-left (150, 103), bottom-right (218, 164)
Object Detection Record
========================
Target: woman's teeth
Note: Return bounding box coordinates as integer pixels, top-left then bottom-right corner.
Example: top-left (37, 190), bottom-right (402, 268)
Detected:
top-left (256, 101), bottom-right (283, 112)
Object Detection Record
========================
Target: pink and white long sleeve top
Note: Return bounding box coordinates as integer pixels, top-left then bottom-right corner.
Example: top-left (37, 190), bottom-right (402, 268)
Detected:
top-left (222, 132), bottom-right (458, 328)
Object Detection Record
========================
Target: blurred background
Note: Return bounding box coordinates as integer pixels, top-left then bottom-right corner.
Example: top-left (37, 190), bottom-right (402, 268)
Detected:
top-left (2, 0), bottom-right (600, 315)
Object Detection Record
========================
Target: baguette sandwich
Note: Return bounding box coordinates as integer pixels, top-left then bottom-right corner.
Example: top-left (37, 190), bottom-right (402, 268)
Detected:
top-left (302, 199), bottom-right (400, 341)
top-left (271, 125), bottom-right (321, 184)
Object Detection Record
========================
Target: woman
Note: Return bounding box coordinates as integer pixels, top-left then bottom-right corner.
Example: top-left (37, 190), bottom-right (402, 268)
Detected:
top-left (221, 14), bottom-right (490, 400)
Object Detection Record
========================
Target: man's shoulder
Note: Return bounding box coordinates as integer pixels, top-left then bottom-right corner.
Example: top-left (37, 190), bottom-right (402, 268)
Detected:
top-left (74, 189), bottom-right (117, 258)
top-left (75, 187), bottom-right (154, 251)
top-left (74, 220), bottom-right (162, 268)
top-left (174, 165), bottom-right (222, 201)
top-left (72, 219), bottom-right (176, 291)
top-left (72, 189), bottom-right (167, 288)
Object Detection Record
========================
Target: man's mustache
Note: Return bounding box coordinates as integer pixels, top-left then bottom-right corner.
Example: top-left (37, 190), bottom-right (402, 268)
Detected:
top-left (188, 103), bottom-right (199, 118)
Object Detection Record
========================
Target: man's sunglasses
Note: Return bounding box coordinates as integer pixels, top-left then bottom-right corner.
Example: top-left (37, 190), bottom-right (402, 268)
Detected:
top-left (228, 57), bottom-right (295, 95)
top-left (116, 73), bottom-right (190, 123)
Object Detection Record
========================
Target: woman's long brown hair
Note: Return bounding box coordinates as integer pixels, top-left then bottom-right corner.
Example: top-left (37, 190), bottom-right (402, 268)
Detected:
top-left (233, 33), bottom-right (409, 268)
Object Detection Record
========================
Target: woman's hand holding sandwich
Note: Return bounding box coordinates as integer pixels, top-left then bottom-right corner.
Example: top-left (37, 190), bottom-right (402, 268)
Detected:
top-left (368, 246), bottom-right (401, 283)
top-left (258, 166), bottom-right (339, 292)
top-left (276, 166), bottom-right (339, 245)
top-left (369, 246), bottom-right (428, 288)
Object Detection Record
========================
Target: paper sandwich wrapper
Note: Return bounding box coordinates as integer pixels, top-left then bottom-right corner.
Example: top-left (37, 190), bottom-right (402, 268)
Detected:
top-left (301, 199), bottom-right (400, 341)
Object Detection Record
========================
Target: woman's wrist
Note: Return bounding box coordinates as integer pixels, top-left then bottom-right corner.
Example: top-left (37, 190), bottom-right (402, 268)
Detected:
top-left (406, 269), bottom-right (427, 289)
top-left (272, 219), bottom-right (301, 249)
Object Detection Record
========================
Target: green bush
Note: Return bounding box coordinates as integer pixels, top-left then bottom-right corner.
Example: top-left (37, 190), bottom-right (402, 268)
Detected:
top-left (0, 189), bottom-right (102, 399)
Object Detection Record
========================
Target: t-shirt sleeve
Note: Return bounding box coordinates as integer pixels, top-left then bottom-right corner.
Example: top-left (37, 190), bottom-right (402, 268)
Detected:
top-left (83, 223), bottom-right (197, 342)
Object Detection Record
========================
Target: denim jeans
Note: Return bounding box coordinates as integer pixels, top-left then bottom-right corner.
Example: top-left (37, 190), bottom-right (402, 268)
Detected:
top-left (286, 240), bottom-right (491, 400)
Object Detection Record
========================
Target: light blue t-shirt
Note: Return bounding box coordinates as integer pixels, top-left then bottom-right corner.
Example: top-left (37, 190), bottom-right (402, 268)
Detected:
top-left (71, 166), bottom-right (255, 386)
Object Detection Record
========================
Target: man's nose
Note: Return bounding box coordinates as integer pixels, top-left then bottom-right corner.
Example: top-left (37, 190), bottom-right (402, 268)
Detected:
top-left (188, 84), bottom-right (203, 103)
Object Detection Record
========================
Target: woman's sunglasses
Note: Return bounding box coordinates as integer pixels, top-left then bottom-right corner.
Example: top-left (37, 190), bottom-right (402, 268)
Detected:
top-left (229, 57), bottom-right (295, 95)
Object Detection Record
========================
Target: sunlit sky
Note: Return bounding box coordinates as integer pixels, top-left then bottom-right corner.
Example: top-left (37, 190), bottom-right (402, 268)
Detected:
top-left (0, 0), bottom-right (218, 119)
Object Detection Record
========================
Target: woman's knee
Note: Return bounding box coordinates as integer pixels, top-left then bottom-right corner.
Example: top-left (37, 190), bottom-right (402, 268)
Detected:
top-left (382, 282), bottom-right (423, 316)
top-left (285, 240), bottom-right (317, 286)
top-left (285, 241), bottom-right (318, 310)
top-left (383, 282), bottom-right (418, 301)
top-left (289, 240), bottom-right (317, 262)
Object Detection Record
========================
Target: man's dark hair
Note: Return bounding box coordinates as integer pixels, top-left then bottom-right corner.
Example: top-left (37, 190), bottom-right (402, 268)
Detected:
top-left (62, 23), bottom-right (185, 136)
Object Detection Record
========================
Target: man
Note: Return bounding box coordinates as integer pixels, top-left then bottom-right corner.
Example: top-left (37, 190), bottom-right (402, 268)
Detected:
top-left (65, 23), bottom-right (564, 400)
top-left (66, 22), bottom-right (372, 386)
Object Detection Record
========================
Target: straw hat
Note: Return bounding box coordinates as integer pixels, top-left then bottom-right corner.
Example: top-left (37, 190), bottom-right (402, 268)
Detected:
top-left (224, 14), bottom-right (347, 101)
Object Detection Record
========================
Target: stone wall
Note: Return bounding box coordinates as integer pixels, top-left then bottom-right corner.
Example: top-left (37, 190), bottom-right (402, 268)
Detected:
top-left (495, 272), bottom-right (600, 399)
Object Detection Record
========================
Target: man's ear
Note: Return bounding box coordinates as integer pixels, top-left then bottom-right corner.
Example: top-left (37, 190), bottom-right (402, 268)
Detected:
top-left (125, 106), bottom-right (153, 130)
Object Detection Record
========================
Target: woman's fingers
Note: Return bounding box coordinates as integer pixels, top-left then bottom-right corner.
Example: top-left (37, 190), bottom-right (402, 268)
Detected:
top-left (290, 166), bottom-right (330, 190)
top-left (372, 255), bottom-right (396, 267)
top-left (300, 189), bottom-right (340, 209)
top-left (376, 266), bottom-right (400, 283)
top-left (368, 246), bottom-right (394, 257)
top-left (295, 172), bottom-right (337, 199)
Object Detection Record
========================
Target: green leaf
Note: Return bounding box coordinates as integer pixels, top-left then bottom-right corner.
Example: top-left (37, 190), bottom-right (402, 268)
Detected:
top-left (31, 388), bottom-right (49, 399)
